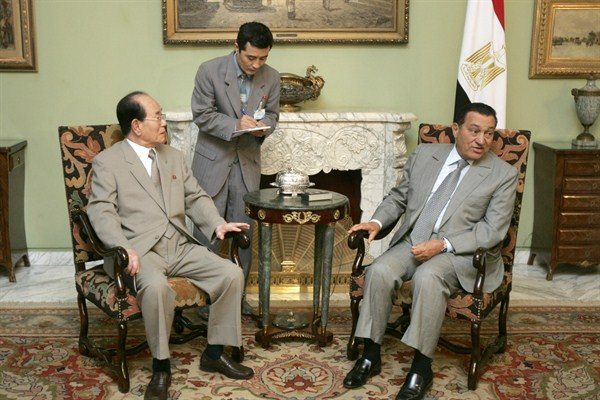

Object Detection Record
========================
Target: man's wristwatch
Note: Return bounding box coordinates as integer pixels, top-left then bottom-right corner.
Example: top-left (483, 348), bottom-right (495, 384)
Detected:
top-left (440, 239), bottom-right (448, 253)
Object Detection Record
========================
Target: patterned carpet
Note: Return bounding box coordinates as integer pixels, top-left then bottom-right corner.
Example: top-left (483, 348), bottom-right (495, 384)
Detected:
top-left (0, 306), bottom-right (598, 400)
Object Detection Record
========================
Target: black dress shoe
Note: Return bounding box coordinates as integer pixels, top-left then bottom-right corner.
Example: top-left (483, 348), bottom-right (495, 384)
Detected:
top-left (144, 371), bottom-right (171, 400)
top-left (395, 372), bottom-right (433, 400)
top-left (343, 357), bottom-right (381, 389)
top-left (200, 351), bottom-right (254, 379)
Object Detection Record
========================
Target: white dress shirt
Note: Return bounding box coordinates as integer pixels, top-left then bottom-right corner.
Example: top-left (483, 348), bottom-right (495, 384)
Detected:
top-left (126, 139), bottom-right (154, 178)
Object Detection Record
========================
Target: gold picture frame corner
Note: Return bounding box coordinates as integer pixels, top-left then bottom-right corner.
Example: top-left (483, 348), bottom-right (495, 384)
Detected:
top-left (529, 0), bottom-right (600, 79)
top-left (0, 0), bottom-right (37, 72)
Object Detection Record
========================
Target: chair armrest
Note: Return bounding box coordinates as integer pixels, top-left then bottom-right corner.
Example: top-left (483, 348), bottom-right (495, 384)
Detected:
top-left (225, 231), bottom-right (251, 268)
top-left (348, 230), bottom-right (369, 276)
top-left (471, 247), bottom-right (487, 298)
top-left (347, 222), bottom-right (393, 275)
top-left (70, 205), bottom-right (129, 294)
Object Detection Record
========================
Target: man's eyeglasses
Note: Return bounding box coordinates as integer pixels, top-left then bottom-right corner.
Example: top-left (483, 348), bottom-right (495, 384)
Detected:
top-left (144, 114), bottom-right (167, 122)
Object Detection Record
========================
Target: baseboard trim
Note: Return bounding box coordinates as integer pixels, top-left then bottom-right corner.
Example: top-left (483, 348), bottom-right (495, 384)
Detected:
top-left (21, 251), bottom-right (73, 266)
top-left (22, 249), bottom-right (539, 266)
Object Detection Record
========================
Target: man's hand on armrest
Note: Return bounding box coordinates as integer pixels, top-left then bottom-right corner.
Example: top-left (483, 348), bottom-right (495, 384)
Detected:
top-left (125, 248), bottom-right (140, 277)
top-left (215, 222), bottom-right (250, 240)
top-left (348, 221), bottom-right (381, 243)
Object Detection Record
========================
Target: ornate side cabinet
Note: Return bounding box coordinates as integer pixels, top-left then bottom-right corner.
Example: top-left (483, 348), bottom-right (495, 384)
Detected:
top-left (528, 142), bottom-right (600, 280)
top-left (0, 140), bottom-right (29, 282)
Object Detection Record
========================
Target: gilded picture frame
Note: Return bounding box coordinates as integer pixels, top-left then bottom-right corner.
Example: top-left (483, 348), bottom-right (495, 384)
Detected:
top-left (163, 0), bottom-right (409, 44)
top-left (529, 0), bottom-right (600, 78)
top-left (0, 0), bottom-right (36, 71)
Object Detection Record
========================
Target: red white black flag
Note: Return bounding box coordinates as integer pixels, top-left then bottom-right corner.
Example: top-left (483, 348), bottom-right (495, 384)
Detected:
top-left (454, 0), bottom-right (507, 128)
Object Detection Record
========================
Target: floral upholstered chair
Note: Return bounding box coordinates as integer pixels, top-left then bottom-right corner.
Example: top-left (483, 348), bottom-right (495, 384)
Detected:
top-left (346, 123), bottom-right (531, 390)
top-left (58, 124), bottom-right (249, 393)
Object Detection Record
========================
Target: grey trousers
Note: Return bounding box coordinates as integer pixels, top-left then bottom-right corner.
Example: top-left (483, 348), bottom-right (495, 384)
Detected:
top-left (195, 161), bottom-right (253, 276)
top-left (354, 239), bottom-right (462, 359)
top-left (136, 230), bottom-right (244, 360)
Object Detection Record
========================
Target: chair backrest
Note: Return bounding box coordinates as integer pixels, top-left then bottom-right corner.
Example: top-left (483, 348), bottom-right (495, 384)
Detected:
top-left (59, 125), bottom-right (124, 266)
top-left (418, 124), bottom-right (531, 271)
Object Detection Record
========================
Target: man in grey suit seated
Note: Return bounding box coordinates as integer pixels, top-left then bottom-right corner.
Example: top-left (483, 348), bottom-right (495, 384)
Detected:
top-left (88, 92), bottom-right (254, 400)
top-left (343, 103), bottom-right (518, 400)
top-left (190, 22), bottom-right (281, 316)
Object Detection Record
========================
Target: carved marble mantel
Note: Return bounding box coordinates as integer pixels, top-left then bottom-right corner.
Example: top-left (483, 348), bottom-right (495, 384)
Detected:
top-left (166, 110), bottom-right (416, 257)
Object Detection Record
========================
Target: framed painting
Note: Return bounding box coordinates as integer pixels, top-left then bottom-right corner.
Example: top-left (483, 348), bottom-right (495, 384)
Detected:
top-left (163, 0), bottom-right (409, 44)
top-left (529, 0), bottom-right (600, 78)
top-left (0, 0), bottom-right (36, 71)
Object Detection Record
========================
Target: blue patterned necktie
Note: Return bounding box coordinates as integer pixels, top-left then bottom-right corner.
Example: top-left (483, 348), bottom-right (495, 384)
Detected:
top-left (239, 74), bottom-right (250, 113)
top-left (409, 159), bottom-right (469, 245)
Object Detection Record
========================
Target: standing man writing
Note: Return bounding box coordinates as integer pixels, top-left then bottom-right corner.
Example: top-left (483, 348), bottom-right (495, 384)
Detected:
top-left (88, 92), bottom-right (255, 400)
top-left (191, 22), bottom-right (280, 315)
top-left (343, 103), bottom-right (518, 399)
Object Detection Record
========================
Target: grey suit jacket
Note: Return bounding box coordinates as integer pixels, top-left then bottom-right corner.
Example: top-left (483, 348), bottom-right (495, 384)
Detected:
top-left (87, 140), bottom-right (226, 274)
top-left (190, 52), bottom-right (281, 196)
top-left (372, 144), bottom-right (518, 292)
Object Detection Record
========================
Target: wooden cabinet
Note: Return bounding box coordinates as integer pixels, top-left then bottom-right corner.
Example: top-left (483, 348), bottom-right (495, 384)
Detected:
top-left (528, 142), bottom-right (600, 280)
top-left (0, 140), bottom-right (29, 282)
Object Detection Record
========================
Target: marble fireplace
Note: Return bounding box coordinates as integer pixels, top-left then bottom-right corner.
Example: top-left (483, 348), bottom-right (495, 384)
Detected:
top-left (166, 110), bottom-right (416, 288)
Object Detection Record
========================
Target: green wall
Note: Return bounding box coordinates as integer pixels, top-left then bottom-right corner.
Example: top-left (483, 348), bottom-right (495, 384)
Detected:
top-left (0, 1), bottom-right (597, 250)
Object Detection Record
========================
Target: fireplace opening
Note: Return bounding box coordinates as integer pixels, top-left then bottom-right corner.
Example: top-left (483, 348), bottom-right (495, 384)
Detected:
top-left (260, 169), bottom-right (363, 223)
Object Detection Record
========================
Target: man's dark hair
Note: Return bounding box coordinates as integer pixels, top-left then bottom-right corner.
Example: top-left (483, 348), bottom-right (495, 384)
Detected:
top-left (237, 22), bottom-right (273, 51)
top-left (116, 91), bottom-right (147, 135)
top-left (455, 102), bottom-right (498, 127)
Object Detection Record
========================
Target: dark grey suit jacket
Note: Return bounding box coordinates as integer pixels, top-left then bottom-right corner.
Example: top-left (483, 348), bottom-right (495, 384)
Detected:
top-left (190, 52), bottom-right (280, 197)
top-left (372, 144), bottom-right (518, 292)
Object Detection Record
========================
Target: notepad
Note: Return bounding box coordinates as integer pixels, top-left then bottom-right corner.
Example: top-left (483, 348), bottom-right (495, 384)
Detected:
top-left (233, 125), bottom-right (271, 135)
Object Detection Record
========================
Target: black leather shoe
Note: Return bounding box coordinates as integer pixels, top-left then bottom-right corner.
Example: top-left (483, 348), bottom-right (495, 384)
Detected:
top-left (343, 357), bottom-right (381, 389)
top-left (200, 351), bottom-right (254, 379)
top-left (395, 372), bottom-right (433, 400)
top-left (144, 371), bottom-right (171, 400)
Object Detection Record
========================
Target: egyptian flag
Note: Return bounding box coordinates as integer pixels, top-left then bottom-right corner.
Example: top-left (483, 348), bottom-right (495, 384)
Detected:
top-left (454, 0), bottom-right (507, 128)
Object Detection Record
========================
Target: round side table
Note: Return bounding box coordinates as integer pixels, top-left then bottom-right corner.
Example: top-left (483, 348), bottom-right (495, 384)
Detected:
top-left (244, 188), bottom-right (349, 347)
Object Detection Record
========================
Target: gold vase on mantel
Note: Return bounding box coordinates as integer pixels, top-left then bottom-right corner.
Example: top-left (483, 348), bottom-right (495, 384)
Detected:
top-left (279, 65), bottom-right (325, 112)
top-left (571, 75), bottom-right (600, 148)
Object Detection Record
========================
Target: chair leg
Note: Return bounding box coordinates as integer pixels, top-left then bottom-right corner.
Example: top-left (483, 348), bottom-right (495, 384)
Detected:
top-left (347, 297), bottom-right (361, 360)
top-left (231, 346), bottom-right (245, 363)
top-left (116, 321), bottom-right (130, 393)
top-left (386, 303), bottom-right (411, 339)
top-left (497, 295), bottom-right (509, 353)
top-left (77, 293), bottom-right (91, 356)
top-left (468, 320), bottom-right (482, 390)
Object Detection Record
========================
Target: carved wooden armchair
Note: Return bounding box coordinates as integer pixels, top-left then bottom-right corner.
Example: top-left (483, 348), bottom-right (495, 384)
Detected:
top-left (58, 124), bottom-right (249, 393)
top-left (346, 123), bottom-right (531, 390)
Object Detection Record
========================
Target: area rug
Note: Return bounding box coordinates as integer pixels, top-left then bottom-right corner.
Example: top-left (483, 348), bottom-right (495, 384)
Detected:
top-left (0, 306), bottom-right (598, 400)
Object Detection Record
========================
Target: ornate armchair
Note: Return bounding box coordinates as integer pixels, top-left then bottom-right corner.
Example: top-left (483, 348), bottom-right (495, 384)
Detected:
top-left (58, 125), bottom-right (249, 393)
top-left (346, 123), bottom-right (531, 390)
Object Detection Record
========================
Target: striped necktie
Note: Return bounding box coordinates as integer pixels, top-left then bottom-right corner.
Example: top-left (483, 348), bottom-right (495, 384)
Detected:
top-left (409, 159), bottom-right (469, 245)
top-left (148, 149), bottom-right (164, 204)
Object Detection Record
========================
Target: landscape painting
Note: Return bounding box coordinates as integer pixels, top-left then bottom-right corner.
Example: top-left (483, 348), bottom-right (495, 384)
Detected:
top-left (530, 0), bottom-right (600, 78)
top-left (163, 0), bottom-right (409, 44)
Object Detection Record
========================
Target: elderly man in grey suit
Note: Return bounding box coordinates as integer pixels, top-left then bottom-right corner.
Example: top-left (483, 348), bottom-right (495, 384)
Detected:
top-left (343, 103), bottom-right (518, 400)
top-left (190, 22), bottom-right (280, 315)
top-left (88, 92), bottom-right (254, 400)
